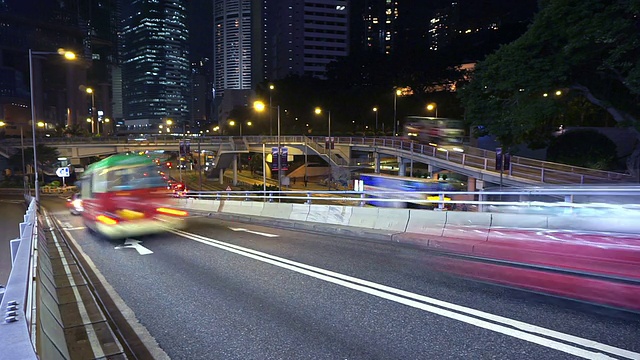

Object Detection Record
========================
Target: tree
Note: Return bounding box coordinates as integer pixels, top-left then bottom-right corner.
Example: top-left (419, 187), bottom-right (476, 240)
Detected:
top-left (459, 0), bottom-right (640, 174)
top-left (8, 144), bottom-right (60, 171)
top-left (547, 129), bottom-right (618, 170)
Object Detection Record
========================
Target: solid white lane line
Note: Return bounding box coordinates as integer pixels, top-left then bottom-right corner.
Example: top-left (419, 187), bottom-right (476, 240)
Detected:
top-left (45, 214), bottom-right (106, 358)
top-left (173, 229), bottom-right (640, 360)
top-left (228, 227), bottom-right (279, 237)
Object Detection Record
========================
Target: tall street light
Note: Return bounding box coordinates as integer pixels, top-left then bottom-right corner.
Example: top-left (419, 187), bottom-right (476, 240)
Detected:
top-left (373, 107), bottom-right (378, 134)
top-left (254, 101), bottom-right (281, 192)
top-left (393, 89), bottom-right (401, 136)
top-left (427, 103), bottom-right (438, 118)
top-left (269, 84), bottom-right (275, 136)
top-left (86, 87), bottom-right (97, 134)
top-left (30, 48), bottom-right (76, 205)
top-left (229, 120), bottom-right (252, 136)
top-left (314, 107), bottom-right (332, 187)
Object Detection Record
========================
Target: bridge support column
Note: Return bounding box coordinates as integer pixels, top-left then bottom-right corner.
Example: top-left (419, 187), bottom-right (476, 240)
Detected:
top-left (232, 154), bottom-right (238, 186)
top-left (398, 157), bottom-right (406, 176)
top-left (219, 168), bottom-right (224, 185)
top-left (374, 152), bottom-right (381, 174)
top-left (458, 176), bottom-right (477, 211)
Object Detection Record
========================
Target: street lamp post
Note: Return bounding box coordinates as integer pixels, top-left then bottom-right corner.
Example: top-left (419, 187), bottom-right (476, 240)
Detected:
top-left (373, 107), bottom-right (378, 134)
top-left (29, 48), bottom-right (76, 204)
top-left (315, 107), bottom-right (332, 187)
top-left (86, 87), bottom-right (97, 134)
top-left (254, 101), bottom-right (281, 192)
top-left (269, 84), bottom-right (274, 136)
top-left (427, 103), bottom-right (438, 118)
top-left (393, 89), bottom-right (401, 136)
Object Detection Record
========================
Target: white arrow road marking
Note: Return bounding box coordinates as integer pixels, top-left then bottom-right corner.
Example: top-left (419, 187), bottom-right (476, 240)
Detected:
top-left (114, 238), bottom-right (154, 255)
top-left (228, 227), bottom-right (279, 238)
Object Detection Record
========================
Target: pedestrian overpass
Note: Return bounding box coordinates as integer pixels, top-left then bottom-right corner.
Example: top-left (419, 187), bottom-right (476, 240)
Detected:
top-left (0, 135), bottom-right (633, 187)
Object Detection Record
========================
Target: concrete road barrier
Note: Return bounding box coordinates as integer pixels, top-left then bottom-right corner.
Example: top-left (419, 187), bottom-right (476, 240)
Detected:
top-left (442, 211), bottom-right (492, 241)
top-left (548, 215), bottom-right (640, 234)
top-left (306, 205), bottom-right (352, 225)
top-left (289, 204), bottom-right (311, 221)
top-left (405, 210), bottom-right (446, 237)
top-left (372, 208), bottom-right (409, 232)
top-left (261, 202), bottom-right (293, 219)
top-left (348, 207), bottom-right (379, 229)
top-left (219, 201), bottom-right (264, 216)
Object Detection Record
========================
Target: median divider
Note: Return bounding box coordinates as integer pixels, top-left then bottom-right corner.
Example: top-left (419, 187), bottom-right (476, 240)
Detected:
top-left (261, 202), bottom-right (293, 219)
top-left (348, 207), bottom-right (379, 228)
top-left (219, 200), bottom-right (264, 216)
top-left (548, 214), bottom-right (640, 234)
top-left (289, 204), bottom-right (311, 221)
top-left (306, 205), bottom-right (352, 225)
top-left (372, 208), bottom-right (410, 232)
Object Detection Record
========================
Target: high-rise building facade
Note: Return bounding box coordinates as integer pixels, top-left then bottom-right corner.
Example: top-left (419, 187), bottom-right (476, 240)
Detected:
top-left (212, 0), bottom-right (261, 123)
top-left (213, 0), bottom-right (256, 95)
top-left (121, 0), bottom-right (190, 133)
top-left (0, 0), bottom-right (117, 134)
top-left (362, 0), bottom-right (398, 54)
top-left (265, 0), bottom-right (349, 80)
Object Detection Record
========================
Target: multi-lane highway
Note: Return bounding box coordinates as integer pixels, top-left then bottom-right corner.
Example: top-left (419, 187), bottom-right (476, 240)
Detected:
top-left (44, 197), bottom-right (640, 360)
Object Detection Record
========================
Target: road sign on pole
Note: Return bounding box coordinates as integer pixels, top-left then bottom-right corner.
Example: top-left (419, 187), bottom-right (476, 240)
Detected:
top-left (56, 167), bottom-right (70, 178)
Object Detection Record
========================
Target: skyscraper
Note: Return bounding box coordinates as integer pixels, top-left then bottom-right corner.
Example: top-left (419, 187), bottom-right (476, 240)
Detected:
top-left (121, 0), bottom-right (191, 133)
top-left (265, 0), bottom-right (349, 79)
top-left (212, 0), bottom-right (261, 123)
top-left (362, 0), bottom-right (398, 54)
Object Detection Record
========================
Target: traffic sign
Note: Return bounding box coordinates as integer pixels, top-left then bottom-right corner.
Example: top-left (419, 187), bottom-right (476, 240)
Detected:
top-left (56, 167), bottom-right (70, 178)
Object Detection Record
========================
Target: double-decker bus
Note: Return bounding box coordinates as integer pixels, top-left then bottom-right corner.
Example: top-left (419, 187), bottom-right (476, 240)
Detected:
top-left (360, 173), bottom-right (462, 208)
top-left (79, 153), bottom-right (188, 239)
top-left (403, 116), bottom-right (465, 152)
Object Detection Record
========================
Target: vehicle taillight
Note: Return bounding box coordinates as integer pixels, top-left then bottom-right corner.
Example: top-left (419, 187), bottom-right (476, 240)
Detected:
top-left (156, 207), bottom-right (188, 217)
top-left (96, 214), bottom-right (118, 225)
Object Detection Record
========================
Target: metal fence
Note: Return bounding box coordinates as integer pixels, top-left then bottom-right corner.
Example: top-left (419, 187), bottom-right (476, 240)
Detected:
top-left (0, 196), bottom-right (38, 359)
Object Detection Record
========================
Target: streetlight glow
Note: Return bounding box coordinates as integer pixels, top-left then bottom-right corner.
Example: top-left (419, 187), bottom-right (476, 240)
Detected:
top-left (427, 103), bottom-right (438, 118)
top-left (254, 101), bottom-right (266, 112)
top-left (254, 99), bottom-right (281, 192)
top-left (314, 107), bottom-right (332, 187)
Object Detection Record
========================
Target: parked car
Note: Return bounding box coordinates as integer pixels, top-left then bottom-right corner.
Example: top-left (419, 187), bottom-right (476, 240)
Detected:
top-left (66, 193), bottom-right (83, 215)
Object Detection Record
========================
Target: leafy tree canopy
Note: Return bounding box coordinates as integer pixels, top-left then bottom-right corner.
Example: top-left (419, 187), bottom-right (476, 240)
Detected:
top-left (459, 0), bottom-right (640, 153)
top-left (8, 144), bottom-right (60, 171)
top-left (547, 129), bottom-right (618, 170)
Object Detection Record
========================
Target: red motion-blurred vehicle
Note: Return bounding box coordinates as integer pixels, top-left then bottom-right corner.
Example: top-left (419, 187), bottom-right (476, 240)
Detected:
top-left (77, 153), bottom-right (188, 239)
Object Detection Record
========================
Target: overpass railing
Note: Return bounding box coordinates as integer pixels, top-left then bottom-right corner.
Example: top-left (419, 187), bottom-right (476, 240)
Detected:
top-left (338, 137), bottom-right (632, 184)
top-left (4, 135), bottom-right (633, 185)
top-left (0, 197), bottom-right (38, 359)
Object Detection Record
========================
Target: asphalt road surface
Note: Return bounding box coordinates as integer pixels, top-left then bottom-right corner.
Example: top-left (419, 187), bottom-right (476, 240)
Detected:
top-left (44, 197), bottom-right (640, 360)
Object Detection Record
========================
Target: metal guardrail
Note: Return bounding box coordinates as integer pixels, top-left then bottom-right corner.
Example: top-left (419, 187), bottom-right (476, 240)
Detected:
top-left (182, 185), bottom-right (640, 215)
top-left (0, 196), bottom-right (38, 359)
